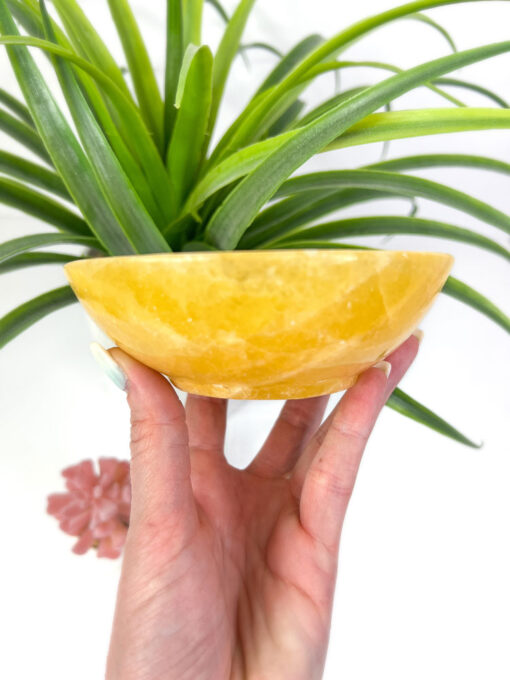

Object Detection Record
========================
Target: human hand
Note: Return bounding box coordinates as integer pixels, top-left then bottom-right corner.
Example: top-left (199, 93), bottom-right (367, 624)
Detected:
top-left (103, 334), bottom-right (420, 680)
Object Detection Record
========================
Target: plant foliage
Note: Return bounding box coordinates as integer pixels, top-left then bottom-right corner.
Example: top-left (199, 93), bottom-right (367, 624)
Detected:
top-left (0, 0), bottom-right (509, 445)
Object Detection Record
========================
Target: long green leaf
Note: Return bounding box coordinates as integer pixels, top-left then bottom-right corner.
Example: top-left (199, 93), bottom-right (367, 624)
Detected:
top-left (0, 106), bottom-right (50, 163)
top-left (0, 251), bottom-right (80, 274)
top-left (208, 0), bottom-right (257, 137)
top-left (107, 0), bottom-right (164, 154)
top-left (443, 276), bottom-right (510, 334)
top-left (185, 130), bottom-right (297, 214)
top-left (239, 189), bottom-right (412, 249)
top-left (434, 77), bottom-right (509, 107)
top-left (0, 149), bottom-right (69, 200)
top-left (205, 41), bottom-right (510, 249)
top-left (0, 35), bottom-right (175, 225)
top-left (298, 60), bottom-right (465, 107)
top-left (3, 6), bottom-right (165, 225)
top-left (387, 388), bottom-right (480, 448)
top-left (294, 86), bottom-right (368, 128)
top-left (327, 108), bottom-right (510, 152)
top-left (7, 0), bottom-right (72, 48)
top-left (239, 41), bottom-right (283, 59)
top-left (167, 45), bottom-right (213, 216)
top-left (257, 239), bottom-right (370, 251)
top-left (207, 34), bottom-right (323, 166)
top-left (0, 177), bottom-right (88, 234)
top-left (39, 2), bottom-right (171, 254)
top-left (207, 35), bottom-right (323, 167)
top-left (255, 34), bottom-right (324, 96)
top-left (183, 0), bottom-right (204, 46)
top-left (0, 285), bottom-right (76, 348)
top-left (407, 12), bottom-right (457, 52)
top-left (0, 232), bottom-right (98, 264)
top-left (219, 0), bottom-right (510, 153)
top-left (50, 0), bottom-right (132, 101)
top-left (266, 215), bottom-right (510, 260)
top-left (275, 169), bottom-right (510, 235)
top-left (0, 87), bottom-right (34, 127)
top-left (165, 0), bottom-right (184, 149)
top-left (206, 0), bottom-right (228, 22)
top-left (194, 108), bottom-right (510, 215)
top-left (0, 4), bottom-right (135, 255)
top-left (265, 99), bottom-right (305, 138)
top-left (368, 153), bottom-right (510, 176)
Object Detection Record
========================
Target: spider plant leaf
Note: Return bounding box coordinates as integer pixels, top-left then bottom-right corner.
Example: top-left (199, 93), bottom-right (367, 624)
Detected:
top-left (165, 0), bottom-right (184, 149)
top-left (0, 251), bottom-right (80, 274)
top-left (181, 240), bottom-right (219, 251)
top-left (183, 0), bottom-right (204, 46)
top-left (239, 42), bottom-right (283, 59)
top-left (274, 169), bottom-right (510, 235)
top-left (258, 239), bottom-right (370, 251)
top-left (368, 153), bottom-right (510, 176)
top-left (167, 44), bottom-right (213, 211)
top-left (407, 12), bottom-right (457, 52)
top-left (240, 189), bottom-right (414, 249)
top-left (0, 106), bottom-right (50, 163)
top-left (107, 0), bottom-right (165, 154)
top-left (326, 108), bottom-right (510, 152)
top-left (299, 60), bottom-right (465, 107)
top-left (208, 34), bottom-right (323, 166)
top-left (0, 87), bottom-right (34, 127)
top-left (294, 86), bottom-right (368, 128)
top-left (39, 1), bottom-right (171, 254)
top-left (0, 35), bottom-right (175, 224)
top-left (434, 77), bottom-right (509, 107)
top-left (0, 7), bottom-right (136, 255)
top-left (208, 0), bottom-right (257, 136)
top-left (0, 177), bottom-right (88, 234)
top-left (50, 0), bottom-right (132, 102)
top-left (0, 232), bottom-right (99, 264)
top-left (0, 285), bottom-right (76, 349)
top-left (2, 13), bottom-right (164, 224)
top-left (185, 130), bottom-right (297, 213)
top-left (205, 40), bottom-right (510, 249)
top-left (226, 0), bottom-right (509, 151)
top-left (387, 388), bottom-right (480, 448)
top-left (206, 0), bottom-right (229, 23)
top-left (265, 99), bottom-right (305, 138)
top-left (0, 150), bottom-right (69, 200)
top-left (254, 34), bottom-right (324, 96)
top-left (6, 0), bottom-right (42, 36)
top-left (212, 104), bottom-right (510, 181)
top-left (266, 215), bottom-right (510, 261)
top-left (443, 276), bottom-right (510, 334)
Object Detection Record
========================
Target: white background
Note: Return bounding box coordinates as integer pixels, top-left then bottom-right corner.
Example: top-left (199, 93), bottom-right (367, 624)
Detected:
top-left (1, 1), bottom-right (509, 678)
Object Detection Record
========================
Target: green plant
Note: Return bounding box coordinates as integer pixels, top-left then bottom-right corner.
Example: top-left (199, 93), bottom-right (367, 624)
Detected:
top-left (0, 0), bottom-right (508, 445)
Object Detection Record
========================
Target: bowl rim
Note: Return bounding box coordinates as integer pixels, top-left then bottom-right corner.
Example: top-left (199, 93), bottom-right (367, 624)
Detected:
top-left (65, 248), bottom-right (454, 271)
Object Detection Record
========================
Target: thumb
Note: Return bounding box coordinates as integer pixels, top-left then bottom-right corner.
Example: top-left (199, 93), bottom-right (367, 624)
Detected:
top-left (90, 343), bottom-right (198, 533)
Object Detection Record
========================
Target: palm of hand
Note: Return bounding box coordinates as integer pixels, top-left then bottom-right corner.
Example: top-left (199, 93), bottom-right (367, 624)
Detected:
top-left (181, 449), bottom-right (335, 680)
top-left (106, 338), bottom-right (417, 680)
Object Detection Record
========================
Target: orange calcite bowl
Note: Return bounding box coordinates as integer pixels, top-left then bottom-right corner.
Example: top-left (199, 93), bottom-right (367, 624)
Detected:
top-left (65, 250), bottom-right (453, 399)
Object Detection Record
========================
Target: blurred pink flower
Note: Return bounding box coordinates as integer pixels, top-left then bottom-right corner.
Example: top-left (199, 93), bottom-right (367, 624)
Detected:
top-left (47, 458), bottom-right (131, 559)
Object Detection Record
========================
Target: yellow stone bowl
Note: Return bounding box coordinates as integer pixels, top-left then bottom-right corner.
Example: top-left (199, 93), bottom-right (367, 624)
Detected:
top-left (65, 250), bottom-right (453, 400)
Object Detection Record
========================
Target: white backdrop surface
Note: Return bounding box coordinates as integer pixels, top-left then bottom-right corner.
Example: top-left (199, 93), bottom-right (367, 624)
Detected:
top-left (0, 1), bottom-right (509, 678)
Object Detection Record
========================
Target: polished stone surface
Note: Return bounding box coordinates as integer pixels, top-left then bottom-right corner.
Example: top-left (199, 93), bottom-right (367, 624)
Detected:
top-left (65, 250), bottom-right (453, 399)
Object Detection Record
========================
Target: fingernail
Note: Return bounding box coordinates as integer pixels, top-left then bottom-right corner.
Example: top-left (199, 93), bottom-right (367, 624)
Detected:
top-left (412, 329), bottom-right (424, 344)
top-left (90, 342), bottom-right (127, 391)
top-left (373, 361), bottom-right (392, 378)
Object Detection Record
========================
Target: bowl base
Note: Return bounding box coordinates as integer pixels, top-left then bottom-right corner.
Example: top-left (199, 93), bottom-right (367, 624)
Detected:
top-left (171, 374), bottom-right (359, 400)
